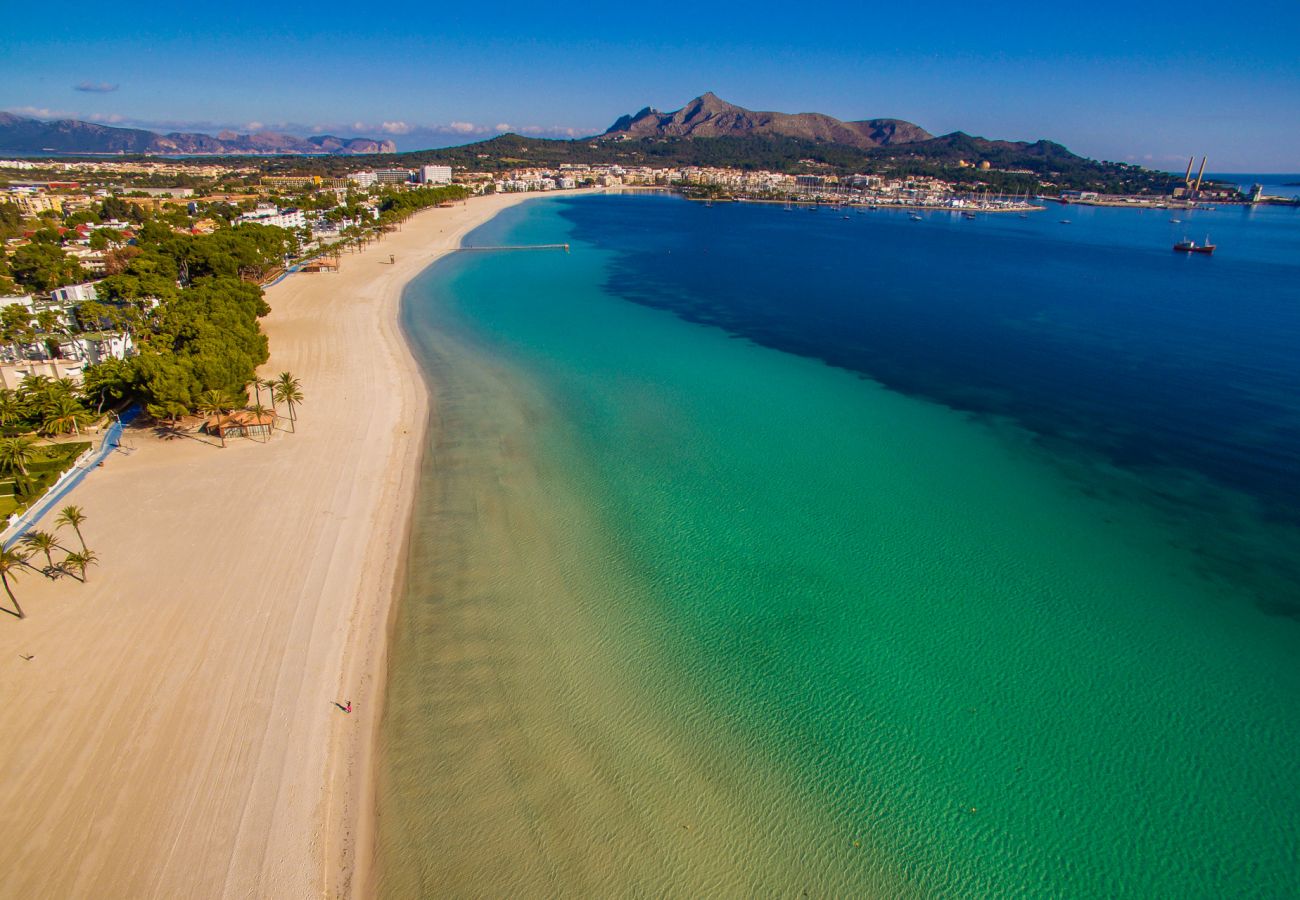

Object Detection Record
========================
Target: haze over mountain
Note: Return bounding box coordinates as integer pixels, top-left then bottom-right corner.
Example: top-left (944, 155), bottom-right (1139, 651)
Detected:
top-left (0, 112), bottom-right (396, 156)
top-left (602, 92), bottom-right (934, 150)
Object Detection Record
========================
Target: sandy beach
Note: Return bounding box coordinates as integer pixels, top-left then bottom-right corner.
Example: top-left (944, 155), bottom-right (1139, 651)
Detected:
top-left (0, 190), bottom-right (546, 898)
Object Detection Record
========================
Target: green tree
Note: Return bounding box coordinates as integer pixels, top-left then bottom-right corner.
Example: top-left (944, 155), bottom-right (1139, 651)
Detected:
top-left (10, 243), bottom-right (86, 291)
top-left (98, 196), bottom-right (133, 222)
top-left (34, 309), bottom-right (63, 336)
top-left (0, 201), bottom-right (25, 241)
top-left (0, 547), bottom-right (28, 618)
top-left (247, 402), bottom-right (272, 442)
top-left (64, 209), bottom-right (101, 227)
top-left (258, 376), bottom-right (277, 416)
top-left (0, 436), bottom-right (38, 488)
top-left (196, 388), bottom-right (237, 446)
top-left (62, 549), bottom-right (99, 583)
top-left (55, 505), bottom-right (87, 553)
top-left (1, 304), bottom-right (35, 361)
top-left (0, 389), bottom-right (23, 426)
top-left (81, 359), bottom-right (136, 414)
top-left (272, 372), bottom-right (303, 433)
top-left (41, 394), bottom-right (92, 436)
top-left (21, 530), bottom-right (58, 572)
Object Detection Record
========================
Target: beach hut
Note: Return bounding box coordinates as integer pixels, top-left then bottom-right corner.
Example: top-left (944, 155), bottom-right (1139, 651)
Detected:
top-left (205, 409), bottom-right (276, 441)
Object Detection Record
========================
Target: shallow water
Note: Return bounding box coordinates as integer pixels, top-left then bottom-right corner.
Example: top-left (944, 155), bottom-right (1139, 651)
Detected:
top-left (378, 196), bottom-right (1300, 897)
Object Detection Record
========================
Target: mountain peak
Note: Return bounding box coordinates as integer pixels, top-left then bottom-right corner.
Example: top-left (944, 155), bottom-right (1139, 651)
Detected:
top-left (602, 94), bottom-right (931, 149)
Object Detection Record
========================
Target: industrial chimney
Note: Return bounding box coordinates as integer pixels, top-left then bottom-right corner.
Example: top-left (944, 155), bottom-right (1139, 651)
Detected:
top-left (1194, 156), bottom-right (1207, 192)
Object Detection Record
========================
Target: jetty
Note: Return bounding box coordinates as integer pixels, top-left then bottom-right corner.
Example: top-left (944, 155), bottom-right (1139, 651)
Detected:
top-left (457, 243), bottom-right (570, 253)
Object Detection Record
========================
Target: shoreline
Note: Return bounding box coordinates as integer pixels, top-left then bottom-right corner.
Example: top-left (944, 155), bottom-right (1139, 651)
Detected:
top-left (331, 189), bottom-right (573, 897)
top-left (0, 189), bottom-right (569, 897)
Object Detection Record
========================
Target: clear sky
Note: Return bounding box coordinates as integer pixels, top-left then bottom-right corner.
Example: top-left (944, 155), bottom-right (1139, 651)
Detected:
top-left (3, 0), bottom-right (1298, 170)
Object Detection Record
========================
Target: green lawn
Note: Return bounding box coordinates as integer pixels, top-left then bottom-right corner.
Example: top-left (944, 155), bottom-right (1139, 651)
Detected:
top-left (0, 442), bottom-right (93, 521)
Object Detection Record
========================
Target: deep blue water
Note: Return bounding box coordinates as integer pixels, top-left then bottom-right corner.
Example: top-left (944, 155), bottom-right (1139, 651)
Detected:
top-left (562, 198), bottom-right (1300, 510)
top-left (558, 195), bottom-right (1300, 606)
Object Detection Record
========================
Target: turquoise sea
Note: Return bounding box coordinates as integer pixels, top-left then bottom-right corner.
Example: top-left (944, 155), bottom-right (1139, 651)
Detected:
top-left (378, 194), bottom-right (1300, 897)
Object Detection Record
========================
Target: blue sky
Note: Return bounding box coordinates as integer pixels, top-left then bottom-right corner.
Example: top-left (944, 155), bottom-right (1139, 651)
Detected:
top-left (3, 0), bottom-right (1298, 170)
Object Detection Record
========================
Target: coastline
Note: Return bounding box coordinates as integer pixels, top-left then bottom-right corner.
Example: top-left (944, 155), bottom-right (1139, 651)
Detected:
top-left (0, 189), bottom-right (563, 897)
top-left (331, 190), bottom-right (572, 898)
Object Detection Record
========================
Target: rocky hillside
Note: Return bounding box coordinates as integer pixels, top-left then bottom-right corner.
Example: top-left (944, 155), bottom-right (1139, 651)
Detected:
top-left (602, 92), bottom-right (932, 150)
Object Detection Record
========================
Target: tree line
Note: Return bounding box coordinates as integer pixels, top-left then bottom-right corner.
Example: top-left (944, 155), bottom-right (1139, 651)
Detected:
top-left (73, 220), bottom-right (294, 420)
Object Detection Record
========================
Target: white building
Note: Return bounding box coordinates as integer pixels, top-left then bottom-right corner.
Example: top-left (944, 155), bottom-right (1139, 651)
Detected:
top-left (0, 294), bottom-right (35, 312)
top-left (346, 171), bottom-right (378, 189)
top-left (51, 282), bottom-right (99, 306)
top-left (59, 331), bottom-right (135, 364)
top-left (0, 359), bottom-right (85, 390)
top-left (374, 169), bottom-right (414, 185)
top-left (417, 165), bottom-right (453, 185)
top-left (235, 206), bottom-right (306, 231)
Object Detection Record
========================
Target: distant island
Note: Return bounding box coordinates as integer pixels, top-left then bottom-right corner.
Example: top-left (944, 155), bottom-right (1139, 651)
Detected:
top-left (0, 112), bottom-right (395, 156)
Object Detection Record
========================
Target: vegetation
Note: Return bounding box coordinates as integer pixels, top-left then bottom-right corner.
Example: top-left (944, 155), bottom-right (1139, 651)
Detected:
top-left (0, 439), bottom-right (92, 518)
top-left (21, 530), bottom-right (58, 572)
top-left (63, 548), bottom-right (98, 583)
top-left (0, 547), bottom-right (27, 618)
top-left (0, 378), bottom-right (97, 439)
top-left (74, 222), bottom-right (284, 421)
top-left (55, 505), bottom-right (87, 552)
top-left (10, 241), bottom-right (88, 291)
top-left (272, 372), bottom-right (303, 433)
top-left (249, 132), bottom-right (1181, 194)
top-left (0, 502), bottom-right (100, 616)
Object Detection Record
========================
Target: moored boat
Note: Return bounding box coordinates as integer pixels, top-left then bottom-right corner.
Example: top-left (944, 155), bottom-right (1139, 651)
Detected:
top-left (1174, 236), bottom-right (1216, 254)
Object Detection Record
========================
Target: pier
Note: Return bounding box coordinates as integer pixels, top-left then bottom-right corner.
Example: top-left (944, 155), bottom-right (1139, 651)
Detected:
top-left (457, 243), bottom-right (570, 253)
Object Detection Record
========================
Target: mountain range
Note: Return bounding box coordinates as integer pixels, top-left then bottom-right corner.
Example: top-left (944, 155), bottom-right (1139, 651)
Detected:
top-left (0, 112), bottom-right (395, 156)
top-left (598, 94), bottom-right (1087, 168)
top-left (1, 95), bottom-right (1165, 194)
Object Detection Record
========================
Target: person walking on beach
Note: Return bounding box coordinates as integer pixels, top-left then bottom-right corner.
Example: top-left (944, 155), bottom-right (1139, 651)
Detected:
top-left (334, 700), bottom-right (352, 714)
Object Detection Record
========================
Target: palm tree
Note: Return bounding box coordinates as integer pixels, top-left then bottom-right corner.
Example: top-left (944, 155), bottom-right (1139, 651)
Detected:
top-left (259, 377), bottom-right (278, 417)
top-left (0, 389), bottom-right (22, 426)
top-left (21, 530), bottom-right (58, 572)
top-left (40, 394), bottom-right (92, 437)
top-left (62, 549), bottom-right (99, 583)
top-left (0, 547), bottom-right (27, 617)
top-left (247, 402), bottom-right (272, 442)
top-left (196, 388), bottom-right (235, 447)
top-left (17, 374), bottom-right (52, 413)
top-left (272, 373), bottom-right (303, 433)
top-left (55, 505), bottom-right (87, 552)
top-left (0, 436), bottom-right (38, 496)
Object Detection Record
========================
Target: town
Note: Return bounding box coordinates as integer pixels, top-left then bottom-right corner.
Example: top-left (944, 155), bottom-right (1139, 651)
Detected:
top-left (0, 152), bottom-right (1288, 412)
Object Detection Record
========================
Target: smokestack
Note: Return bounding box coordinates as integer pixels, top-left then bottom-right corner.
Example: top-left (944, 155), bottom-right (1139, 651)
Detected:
top-left (1194, 156), bottom-right (1207, 192)
top-left (1184, 156), bottom-right (1195, 183)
